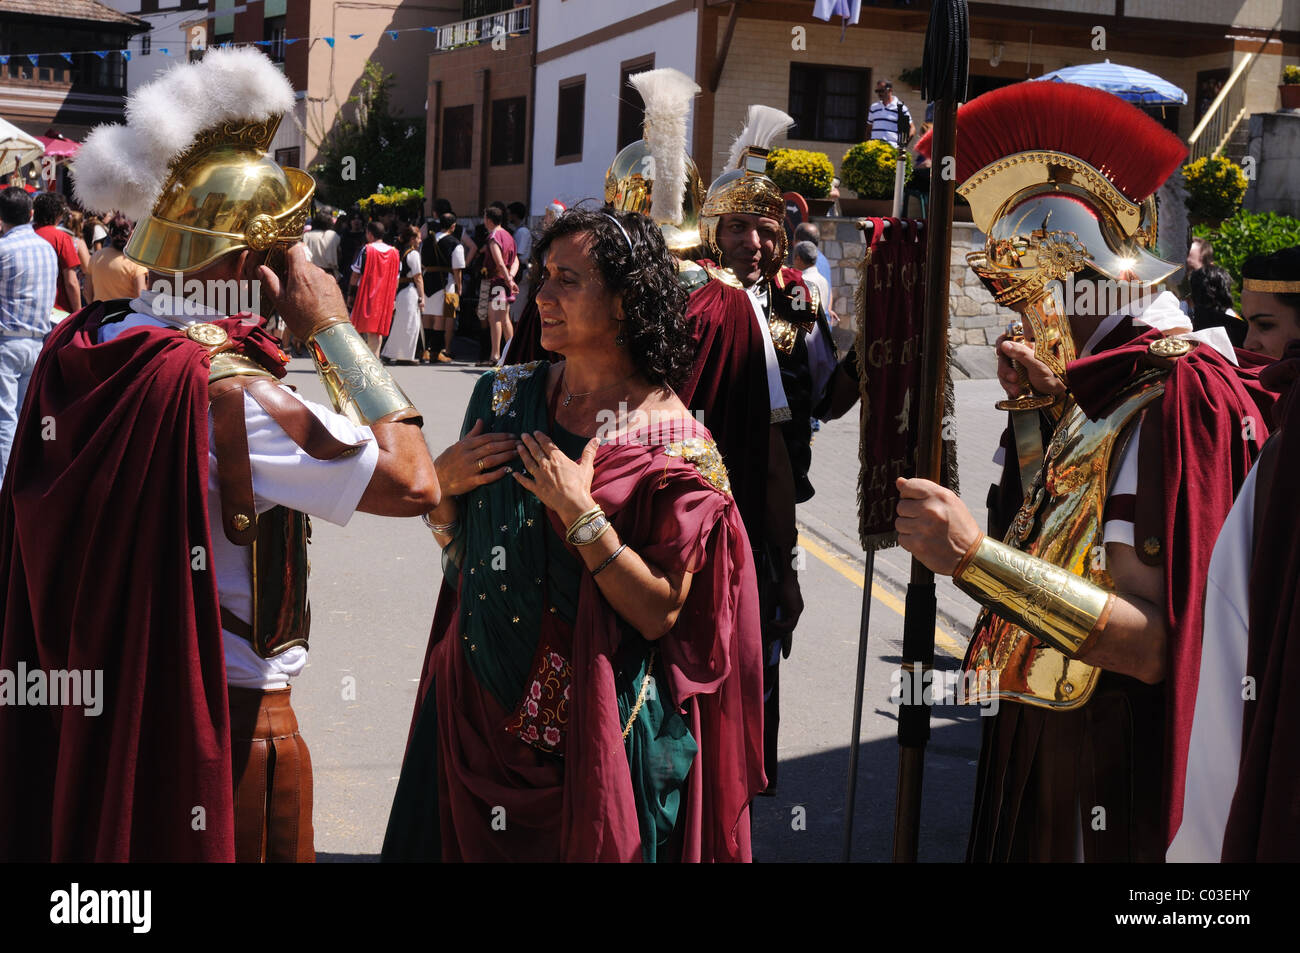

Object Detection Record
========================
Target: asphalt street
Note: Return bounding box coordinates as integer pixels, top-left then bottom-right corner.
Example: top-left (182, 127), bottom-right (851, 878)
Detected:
top-left (288, 347), bottom-right (1006, 863)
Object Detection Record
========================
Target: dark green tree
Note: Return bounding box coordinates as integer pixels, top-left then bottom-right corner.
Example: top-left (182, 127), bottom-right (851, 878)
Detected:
top-left (311, 60), bottom-right (425, 209)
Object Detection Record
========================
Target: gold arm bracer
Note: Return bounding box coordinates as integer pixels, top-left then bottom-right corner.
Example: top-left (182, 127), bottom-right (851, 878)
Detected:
top-left (307, 322), bottom-right (423, 426)
top-left (952, 535), bottom-right (1114, 657)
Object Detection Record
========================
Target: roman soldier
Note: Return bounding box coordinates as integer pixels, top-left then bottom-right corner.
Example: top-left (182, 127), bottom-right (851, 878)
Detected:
top-left (506, 67), bottom-right (707, 365)
top-left (0, 49), bottom-right (439, 862)
top-left (678, 105), bottom-right (837, 790)
top-left (898, 81), bottom-right (1275, 860)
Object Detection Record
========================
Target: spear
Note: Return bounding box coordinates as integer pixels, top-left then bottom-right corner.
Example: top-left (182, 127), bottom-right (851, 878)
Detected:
top-left (892, 0), bottom-right (969, 864)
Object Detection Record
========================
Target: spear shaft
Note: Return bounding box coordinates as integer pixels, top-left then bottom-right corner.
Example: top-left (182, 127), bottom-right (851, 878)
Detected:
top-left (891, 0), bottom-right (968, 864)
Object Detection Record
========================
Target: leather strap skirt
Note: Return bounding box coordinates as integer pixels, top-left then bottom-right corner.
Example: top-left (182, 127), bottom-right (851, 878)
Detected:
top-left (228, 686), bottom-right (315, 863)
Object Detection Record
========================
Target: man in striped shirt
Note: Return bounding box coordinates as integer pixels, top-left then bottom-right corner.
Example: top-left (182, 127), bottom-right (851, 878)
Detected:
top-left (0, 186), bottom-right (57, 477)
top-left (868, 80), bottom-right (914, 146)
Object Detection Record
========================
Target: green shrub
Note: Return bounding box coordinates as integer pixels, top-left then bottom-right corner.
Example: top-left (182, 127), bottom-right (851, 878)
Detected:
top-left (765, 148), bottom-right (834, 199)
top-left (1182, 155), bottom-right (1249, 222)
top-left (1194, 209), bottom-right (1300, 306)
top-left (840, 140), bottom-right (913, 199)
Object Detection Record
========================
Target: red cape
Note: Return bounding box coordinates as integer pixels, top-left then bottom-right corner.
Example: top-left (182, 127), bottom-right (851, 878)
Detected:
top-left (1068, 322), bottom-right (1276, 847)
top-left (1223, 342), bottom-right (1300, 860)
top-left (0, 302), bottom-right (286, 861)
top-left (678, 269), bottom-right (803, 547)
top-left (351, 243), bottom-right (400, 335)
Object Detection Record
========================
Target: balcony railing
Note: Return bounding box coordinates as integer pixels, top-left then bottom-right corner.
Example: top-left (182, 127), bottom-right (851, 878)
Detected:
top-left (1186, 53), bottom-right (1255, 162)
top-left (433, 5), bottom-right (530, 53)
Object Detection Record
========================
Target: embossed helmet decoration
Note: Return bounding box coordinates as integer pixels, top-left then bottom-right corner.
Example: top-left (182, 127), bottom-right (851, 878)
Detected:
top-left (918, 82), bottom-right (1187, 383)
top-left (73, 48), bottom-right (313, 275)
top-left (604, 68), bottom-right (705, 254)
top-left (699, 104), bottom-right (795, 277)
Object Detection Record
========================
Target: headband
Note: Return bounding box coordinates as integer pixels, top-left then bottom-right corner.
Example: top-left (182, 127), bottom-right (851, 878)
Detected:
top-left (601, 211), bottom-right (635, 253)
top-left (1243, 278), bottom-right (1300, 294)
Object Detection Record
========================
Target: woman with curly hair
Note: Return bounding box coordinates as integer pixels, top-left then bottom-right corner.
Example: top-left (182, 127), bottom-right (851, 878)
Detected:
top-left (382, 208), bottom-right (765, 862)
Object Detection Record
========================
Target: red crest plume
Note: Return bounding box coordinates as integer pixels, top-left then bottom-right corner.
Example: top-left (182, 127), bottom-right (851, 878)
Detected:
top-left (916, 81), bottom-right (1187, 202)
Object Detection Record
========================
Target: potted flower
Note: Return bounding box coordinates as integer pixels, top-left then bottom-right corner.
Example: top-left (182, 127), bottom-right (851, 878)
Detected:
top-left (1181, 155), bottom-right (1249, 227)
top-left (898, 66), bottom-right (924, 92)
top-left (766, 148), bottom-right (835, 215)
top-left (1281, 64), bottom-right (1300, 111)
top-left (839, 140), bottom-right (912, 217)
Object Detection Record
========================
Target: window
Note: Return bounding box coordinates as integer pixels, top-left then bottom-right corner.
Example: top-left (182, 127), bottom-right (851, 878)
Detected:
top-left (264, 16), bottom-right (286, 63)
top-left (274, 147), bottom-right (300, 167)
top-left (555, 76), bottom-right (585, 162)
top-left (441, 104), bottom-right (474, 170)
top-left (490, 96), bottom-right (527, 166)
top-left (617, 55), bottom-right (654, 151)
top-left (142, 34), bottom-right (152, 56)
top-left (788, 63), bottom-right (871, 143)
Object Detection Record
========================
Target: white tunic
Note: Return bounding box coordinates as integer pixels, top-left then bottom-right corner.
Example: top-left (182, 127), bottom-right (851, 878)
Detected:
top-left (102, 295), bottom-right (379, 689)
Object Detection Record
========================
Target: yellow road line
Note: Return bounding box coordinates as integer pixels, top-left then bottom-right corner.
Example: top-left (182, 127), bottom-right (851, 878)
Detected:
top-left (797, 531), bottom-right (966, 660)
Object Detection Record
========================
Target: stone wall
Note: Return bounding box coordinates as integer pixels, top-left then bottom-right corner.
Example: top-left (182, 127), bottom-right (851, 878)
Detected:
top-left (1245, 111), bottom-right (1300, 219)
top-left (812, 217), bottom-right (1001, 350)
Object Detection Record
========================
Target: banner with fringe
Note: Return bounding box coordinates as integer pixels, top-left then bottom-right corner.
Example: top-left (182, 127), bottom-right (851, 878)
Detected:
top-left (853, 217), bottom-right (958, 551)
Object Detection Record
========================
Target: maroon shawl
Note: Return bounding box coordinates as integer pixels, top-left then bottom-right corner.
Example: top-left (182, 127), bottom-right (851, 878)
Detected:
top-left (412, 420), bottom-right (765, 862)
top-left (1223, 342), bottom-right (1300, 860)
top-left (1068, 321), bottom-right (1276, 846)
top-left (0, 302), bottom-right (286, 861)
top-left (679, 272), bottom-right (775, 548)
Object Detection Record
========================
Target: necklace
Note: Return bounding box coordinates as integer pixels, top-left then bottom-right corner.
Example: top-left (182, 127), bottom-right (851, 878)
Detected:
top-left (560, 368), bottom-right (636, 407)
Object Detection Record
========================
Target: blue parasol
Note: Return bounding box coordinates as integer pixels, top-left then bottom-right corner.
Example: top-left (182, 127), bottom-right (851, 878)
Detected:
top-left (1033, 59), bottom-right (1187, 106)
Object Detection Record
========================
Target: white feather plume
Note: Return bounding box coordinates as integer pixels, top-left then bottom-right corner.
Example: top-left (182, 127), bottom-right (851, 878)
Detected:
top-left (73, 48), bottom-right (295, 220)
top-left (725, 104), bottom-right (795, 171)
top-left (627, 68), bottom-right (700, 226)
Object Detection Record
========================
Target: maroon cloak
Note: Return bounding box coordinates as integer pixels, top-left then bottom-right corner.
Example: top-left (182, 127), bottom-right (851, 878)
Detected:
top-left (678, 268), bottom-right (794, 547)
top-left (1222, 342), bottom-right (1300, 860)
top-left (1068, 321), bottom-right (1276, 847)
top-left (0, 301), bottom-right (287, 861)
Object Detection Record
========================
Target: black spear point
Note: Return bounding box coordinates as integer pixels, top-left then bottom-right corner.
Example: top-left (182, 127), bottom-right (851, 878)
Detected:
top-left (921, 0), bottom-right (971, 106)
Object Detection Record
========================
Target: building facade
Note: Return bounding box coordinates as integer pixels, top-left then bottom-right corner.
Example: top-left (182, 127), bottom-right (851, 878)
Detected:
top-left (526, 0), bottom-right (1298, 202)
top-left (0, 0), bottom-right (146, 141)
top-left (424, 0), bottom-right (535, 219)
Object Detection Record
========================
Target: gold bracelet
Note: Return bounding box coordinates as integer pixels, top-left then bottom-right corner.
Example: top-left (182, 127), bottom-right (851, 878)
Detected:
top-left (307, 322), bottom-right (422, 426)
top-left (569, 513), bottom-right (610, 546)
top-left (952, 535), bottom-right (1114, 657)
top-left (564, 505), bottom-right (603, 543)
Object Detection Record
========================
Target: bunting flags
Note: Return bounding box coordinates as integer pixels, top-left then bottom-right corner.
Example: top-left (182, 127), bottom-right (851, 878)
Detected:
top-left (325, 37), bottom-right (335, 47)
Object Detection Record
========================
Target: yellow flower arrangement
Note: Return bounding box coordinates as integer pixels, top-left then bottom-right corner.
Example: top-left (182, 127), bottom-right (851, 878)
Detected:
top-left (840, 140), bottom-right (913, 200)
top-left (358, 185), bottom-right (425, 210)
top-left (766, 148), bottom-right (835, 199)
top-left (1181, 156), bottom-right (1248, 222)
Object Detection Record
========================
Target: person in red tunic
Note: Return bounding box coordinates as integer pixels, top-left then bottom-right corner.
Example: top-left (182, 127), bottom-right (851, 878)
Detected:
top-left (0, 48), bottom-right (438, 863)
top-left (347, 220), bottom-right (401, 356)
top-left (677, 105), bottom-right (835, 792)
top-left (901, 82), bottom-right (1275, 861)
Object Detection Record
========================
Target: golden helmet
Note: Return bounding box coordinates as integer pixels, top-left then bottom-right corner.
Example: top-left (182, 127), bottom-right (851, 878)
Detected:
top-left (698, 105), bottom-right (795, 278)
top-left (127, 115), bottom-right (314, 274)
top-left (698, 148), bottom-right (789, 278)
top-left (72, 48), bottom-right (313, 277)
top-left (918, 82), bottom-right (1186, 382)
top-left (604, 138), bottom-right (705, 253)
